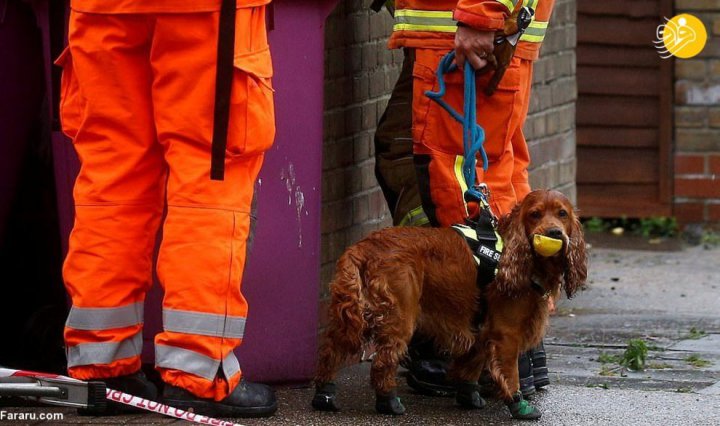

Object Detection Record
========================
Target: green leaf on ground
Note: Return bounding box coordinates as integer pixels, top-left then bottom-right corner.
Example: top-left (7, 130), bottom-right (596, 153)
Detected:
top-left (685, 327), bottom-right (707, 340)
top-left (621, 339), bottom-right (648, 371)
top-left (597, 352), bottom-right (622, 364)
top-left (685, 355), bottom-right (711, 368)
top-left (647, 362), bottom-right (672, 369)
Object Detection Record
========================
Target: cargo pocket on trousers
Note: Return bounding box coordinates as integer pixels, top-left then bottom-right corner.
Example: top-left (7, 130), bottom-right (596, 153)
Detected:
top-left (412, 50), bottom-right (522, 158)
top-left (54, 47), bottom-right (85, 140)
top-left (227, 46), bottom-right (276, 157)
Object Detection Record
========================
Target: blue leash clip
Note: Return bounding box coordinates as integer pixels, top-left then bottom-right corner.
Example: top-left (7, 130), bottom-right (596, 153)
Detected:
top-left (424, 51), bottom-right (488, 203)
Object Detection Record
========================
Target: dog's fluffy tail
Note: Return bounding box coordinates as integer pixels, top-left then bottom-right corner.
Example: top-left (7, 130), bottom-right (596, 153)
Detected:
top-left (327, 247), bottom-right (367, 350)
top-left (314, 248), bottom-right (367, 385)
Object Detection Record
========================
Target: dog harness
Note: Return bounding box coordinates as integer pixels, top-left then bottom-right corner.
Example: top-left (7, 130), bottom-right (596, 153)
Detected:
top-left (451, 200), bottom-right (503, 287)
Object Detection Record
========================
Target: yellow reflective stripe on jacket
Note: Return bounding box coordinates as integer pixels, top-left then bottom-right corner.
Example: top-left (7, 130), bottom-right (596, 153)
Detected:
top-left (393, 1), bottom-right (547, 43)
top-left (394, 9), bottom-right (457, 33)
top-left (520, 20), bottom-right (548, 43)
top-left (497, 0), bottom-right (521, 12)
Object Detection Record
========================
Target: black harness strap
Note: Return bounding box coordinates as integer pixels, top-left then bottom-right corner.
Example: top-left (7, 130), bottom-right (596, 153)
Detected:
top-left (210, 0), bottom-right (237, 181)
top-left (471, 208), bottom-right (500, 287)
top-left (452, 205), bottom-right (502, 329)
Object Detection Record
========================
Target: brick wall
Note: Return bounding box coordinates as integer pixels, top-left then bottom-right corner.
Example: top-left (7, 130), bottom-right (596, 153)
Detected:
top-left (673, 1), bottom-right (720, 224)
top-left (320, 0), bottom-right (579, 305)
top-left (525, 0), bottom-right (578, 201)
top-left (320, 0), bottom-right (398, 304)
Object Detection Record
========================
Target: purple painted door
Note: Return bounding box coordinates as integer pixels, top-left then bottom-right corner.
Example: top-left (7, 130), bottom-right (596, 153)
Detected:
top-left (230, 0), bottom-right (338, 382)
top-left (50, 0), bottom-right (338, 383)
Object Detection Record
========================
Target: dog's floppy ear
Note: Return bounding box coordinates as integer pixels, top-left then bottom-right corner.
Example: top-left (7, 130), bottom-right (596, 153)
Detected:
top-left (563, 214), bottom-right (587, 298)
top-left (495, 204), bottom-right (534, 297)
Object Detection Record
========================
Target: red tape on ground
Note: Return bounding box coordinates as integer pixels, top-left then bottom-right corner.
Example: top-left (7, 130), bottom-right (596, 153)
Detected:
top-left (106, 388), bottom-right (244, 426)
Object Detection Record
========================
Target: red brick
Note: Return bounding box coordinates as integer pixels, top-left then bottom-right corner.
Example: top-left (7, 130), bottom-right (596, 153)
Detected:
top-left (674, 202), bottom-right (706, 224)
top-left (675, 154), bottom-right (706, 175)
top-left (675, 177), bottom-right (720, 198)
top-left (710, 155), bottom-right (720, 174)
top-left (317, 297), bottom-right (331, 330)
top-left (709, 204), bottom-right (720, 221)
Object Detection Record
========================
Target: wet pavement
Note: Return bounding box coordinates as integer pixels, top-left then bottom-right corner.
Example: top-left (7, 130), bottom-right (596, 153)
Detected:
top-left (1, 242), bottom-right (719, 425)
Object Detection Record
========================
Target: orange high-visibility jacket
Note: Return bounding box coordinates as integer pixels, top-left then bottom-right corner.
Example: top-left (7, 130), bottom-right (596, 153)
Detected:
top-left (389, 0), bottom-right (554, 60)
top-left (71, 0), bottom-right (270, 13)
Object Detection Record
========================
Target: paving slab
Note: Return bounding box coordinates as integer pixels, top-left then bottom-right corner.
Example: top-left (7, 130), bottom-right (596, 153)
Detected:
top-left (2, 245), bottom-right (719, 425)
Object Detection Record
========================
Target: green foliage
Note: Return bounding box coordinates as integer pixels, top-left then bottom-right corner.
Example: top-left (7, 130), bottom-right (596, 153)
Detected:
top-left (702, 230), bottom-right (720, 248)
top-left (581, 216), bottom-right (679, 239)
top-left (586, 383), bottom-right (610, 390)
top-left (675, 387), bottom-right (692, 393)
top-left (597, 352), bottom-right (622, 364)
top-left (637, 216), bottom-right (678, 238)
top-left (621, 339), bottom-right (648, 371)
top-left (685, 355), bottom-right (711, 368)
top-left (646, 362), bottom-right (672, 369)
top-left (584, 217), bottom-right (606, 233)
top-left (598, 365), bottom-right (617, 376)
top-left (686, 327), bottom-right (706, 340)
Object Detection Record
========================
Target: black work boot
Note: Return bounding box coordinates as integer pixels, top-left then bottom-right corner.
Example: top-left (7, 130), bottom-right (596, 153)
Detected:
top-left (531, 341), bottom-right (550, 389)
top-left (311, 382), bottom-right (339, 411)
top-left (403, 335), bottom-right (455, 397)
top-left (163, 378), bottom-right (276, 418)
top-left (78, 371), bottom-right (158, 416)
top-left (518, 351), bottom-right (535, 398)
top-left (507, 391), bottom-right (541, 420)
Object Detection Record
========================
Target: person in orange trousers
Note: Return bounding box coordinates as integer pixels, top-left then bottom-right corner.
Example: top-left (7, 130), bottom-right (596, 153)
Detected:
top-left (374, 0), bottom-right (555, 419)
top-left (58, 0), bottom-right (277, 417)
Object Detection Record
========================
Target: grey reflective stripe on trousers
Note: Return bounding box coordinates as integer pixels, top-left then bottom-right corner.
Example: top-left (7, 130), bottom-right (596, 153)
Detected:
top-left (163, 308), bottom-right (246, 339)
top-left (66, 331), bottom-right (143, 368)
top-left (66, 302), bottom-right (144, 330)
top-left (156, 345), bottom-right (241, 381)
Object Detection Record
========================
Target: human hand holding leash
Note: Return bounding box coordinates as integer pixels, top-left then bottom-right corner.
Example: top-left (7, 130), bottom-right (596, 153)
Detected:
top-left (454, 25), bottom-right (495, 71)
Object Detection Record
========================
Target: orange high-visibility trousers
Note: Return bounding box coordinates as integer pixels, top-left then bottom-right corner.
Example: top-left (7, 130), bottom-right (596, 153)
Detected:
top-left (412, 48), bottom-right (533, 225)
top-left (58, 6), bottom-right (274, 401)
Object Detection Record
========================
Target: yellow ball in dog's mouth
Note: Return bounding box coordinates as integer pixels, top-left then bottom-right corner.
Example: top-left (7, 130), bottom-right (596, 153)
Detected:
top-left (533, 234), bottom-right (563, 257)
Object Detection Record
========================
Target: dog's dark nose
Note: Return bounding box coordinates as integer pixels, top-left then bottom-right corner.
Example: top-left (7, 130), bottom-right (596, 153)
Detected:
top-left (546, 228), bottom-right (564, 240)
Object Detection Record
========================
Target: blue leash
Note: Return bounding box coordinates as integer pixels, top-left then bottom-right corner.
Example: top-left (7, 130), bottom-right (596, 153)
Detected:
top-left (424, 51), bottom-right (488, 203)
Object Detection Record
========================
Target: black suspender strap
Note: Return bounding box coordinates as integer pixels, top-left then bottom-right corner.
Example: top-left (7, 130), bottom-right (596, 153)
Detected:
top-left (210, 0), bottom-right (237, 181)
top-left (370, 0), bottom-right (386, 12)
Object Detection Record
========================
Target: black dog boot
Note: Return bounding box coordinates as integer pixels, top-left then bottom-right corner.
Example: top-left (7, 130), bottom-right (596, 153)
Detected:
top-left (311, 382), bottom-right (339, 412)
top-left (507, 391), bottom-right (541, 420)
top-left (375, 389), bottom-right (405, 415)
top-left (531, 341), bottom-right (550, 389)
top-left (456, 382), bottom-right (486, 409)
top-left (518, 351), bottom-right (536, 398)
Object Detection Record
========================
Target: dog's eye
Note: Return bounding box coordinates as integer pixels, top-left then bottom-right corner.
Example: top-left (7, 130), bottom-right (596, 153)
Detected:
top-left (558, 209), bottom-right (568, 218)
top-left (529, 210), bottom-right (542, 220)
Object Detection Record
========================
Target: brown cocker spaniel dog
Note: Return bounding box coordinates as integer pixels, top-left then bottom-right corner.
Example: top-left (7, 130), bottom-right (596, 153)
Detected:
top-left (311, 190), bottom-right (587, 420)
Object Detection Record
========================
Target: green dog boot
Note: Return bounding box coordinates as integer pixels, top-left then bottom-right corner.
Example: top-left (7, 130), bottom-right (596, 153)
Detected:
top-left (507, 391), bottom-right (541, 420)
